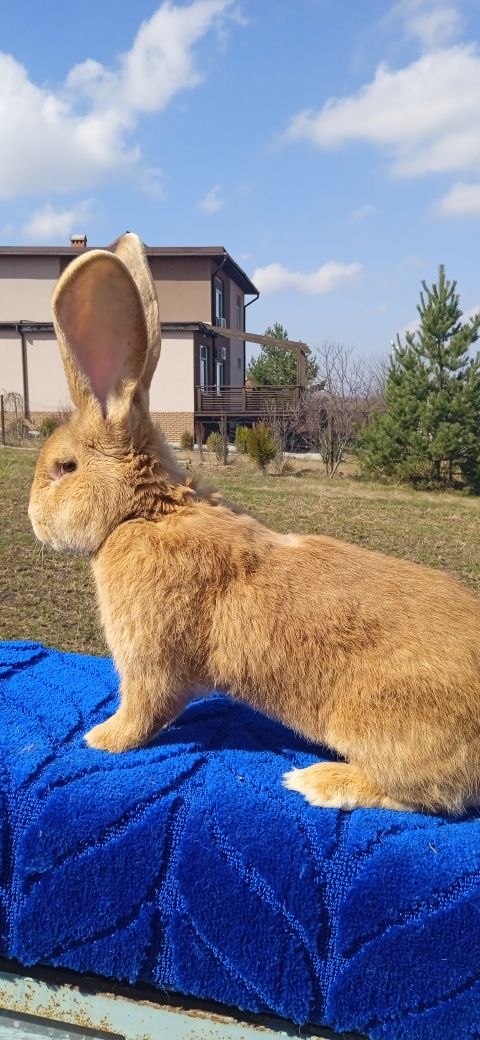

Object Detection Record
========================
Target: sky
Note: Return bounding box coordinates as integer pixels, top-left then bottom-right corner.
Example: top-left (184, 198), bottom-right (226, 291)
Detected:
top-left (0, 0), bottom-right (479, 359)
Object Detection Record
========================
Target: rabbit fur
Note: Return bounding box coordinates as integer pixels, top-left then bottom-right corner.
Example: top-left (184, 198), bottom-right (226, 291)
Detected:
top-left (28, 233), bottom-right (480, 815)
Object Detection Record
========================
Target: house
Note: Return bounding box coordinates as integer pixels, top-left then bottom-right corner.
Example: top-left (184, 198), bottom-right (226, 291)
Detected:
top-left (0, 238), bottom-right (309, 442)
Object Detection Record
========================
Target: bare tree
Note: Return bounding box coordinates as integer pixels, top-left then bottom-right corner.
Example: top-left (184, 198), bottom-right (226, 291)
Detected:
top-left (366, 354), bottom-right (388, 409)
top-left (195, 421), bottom-right (205, 461)
top-left (262, 397), bottom-right (300, 474)
top-left (300, 342), bottom-right (383, 478)
top-left (219, 412), bottom-right (229, 466)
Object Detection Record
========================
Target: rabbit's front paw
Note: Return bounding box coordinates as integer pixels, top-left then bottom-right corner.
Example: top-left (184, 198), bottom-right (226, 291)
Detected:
top-left (85, 716), bottom-right (146, 753)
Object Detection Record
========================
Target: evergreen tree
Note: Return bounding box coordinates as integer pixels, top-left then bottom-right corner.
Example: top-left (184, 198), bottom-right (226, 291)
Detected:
top-left (358, 266), bottom-right (480, 488)
top-left (246, 323), bottom-right (318, 385)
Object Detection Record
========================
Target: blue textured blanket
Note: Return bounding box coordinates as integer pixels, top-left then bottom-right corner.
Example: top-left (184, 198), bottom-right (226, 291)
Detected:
top-left (1, 640), bottom-right (479, 1039)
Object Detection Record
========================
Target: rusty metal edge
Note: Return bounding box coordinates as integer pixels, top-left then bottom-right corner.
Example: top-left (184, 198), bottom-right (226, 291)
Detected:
top-left (0, 960), bottom-right (362, 1040)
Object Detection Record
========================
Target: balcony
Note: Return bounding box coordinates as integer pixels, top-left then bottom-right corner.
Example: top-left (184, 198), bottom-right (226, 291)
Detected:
top-left (195, 384), bottom-right (302, 416)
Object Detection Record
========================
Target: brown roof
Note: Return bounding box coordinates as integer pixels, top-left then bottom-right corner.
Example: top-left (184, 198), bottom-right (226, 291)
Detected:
top-left (0, 242), bottom-right (259, 296)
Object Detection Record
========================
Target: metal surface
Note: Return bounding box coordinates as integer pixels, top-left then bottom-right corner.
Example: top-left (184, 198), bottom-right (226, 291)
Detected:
top-left (0, 967), bottom-right (358, 1040)
top-left (0, 1009), bottom-right (113, 1039)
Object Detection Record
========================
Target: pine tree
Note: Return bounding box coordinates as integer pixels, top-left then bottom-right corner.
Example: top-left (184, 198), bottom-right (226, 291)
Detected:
top-left (246, 323), bottom-right (318, 385)
top-left (358, 266), bottom-right (480, 488)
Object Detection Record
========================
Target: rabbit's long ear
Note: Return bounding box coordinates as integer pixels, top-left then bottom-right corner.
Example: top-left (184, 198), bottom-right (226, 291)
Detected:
top-left (112, 233), bottom-right (160, 395)
top-left (52, 249), bottom-right (147, 417)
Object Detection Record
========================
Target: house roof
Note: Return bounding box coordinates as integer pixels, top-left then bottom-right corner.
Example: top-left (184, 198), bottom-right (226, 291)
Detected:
top-left (0, 243), bottom-right (259, 297)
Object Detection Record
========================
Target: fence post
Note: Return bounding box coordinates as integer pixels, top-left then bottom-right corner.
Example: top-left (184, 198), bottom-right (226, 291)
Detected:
top-left (220, 411), bottom-right (228, 466)
top-left (0, 395), bottom-right (5, 447)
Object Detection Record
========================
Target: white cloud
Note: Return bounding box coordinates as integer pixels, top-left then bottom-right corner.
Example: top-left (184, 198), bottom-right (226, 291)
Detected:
top-left (392, 0), bottom-right (463, 49)
top-left (23, 200), bottom-right (95, 242)
top-left (462, 304), bottom-right (480, 322)
top-left (284, 44), bottom-right (480, 179)
top-left (0, 0), bottom-right (236, 199)
top-left (437, 181), bottom-right (480, 216)
top-left (403, 254), bottom-right (424, 268)
top-left (349, 203), bottom-right (378, 224)
top-left (198, 183), bottom-right (224, 213)
top-left (252, 261), bottom-right (363, 295)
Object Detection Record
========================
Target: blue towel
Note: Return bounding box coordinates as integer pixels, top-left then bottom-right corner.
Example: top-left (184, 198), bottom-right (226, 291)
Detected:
top-left (1, 640), bottom-right (479, 1040)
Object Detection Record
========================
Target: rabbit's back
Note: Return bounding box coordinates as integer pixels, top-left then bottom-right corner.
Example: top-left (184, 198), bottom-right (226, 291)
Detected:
top-left (95, 505), bottom-right (480, 732)
top-left (92, 503), bottom-right (480, 811)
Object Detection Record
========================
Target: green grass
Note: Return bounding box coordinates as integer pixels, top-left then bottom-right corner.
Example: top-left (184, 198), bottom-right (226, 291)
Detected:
top-left (2, 446), bottom-right (480, 656)
top-left (0, 448), bottom-right (106, 655)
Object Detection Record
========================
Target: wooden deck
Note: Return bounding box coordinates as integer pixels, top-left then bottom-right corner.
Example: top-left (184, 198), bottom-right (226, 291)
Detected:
top-left (195, 385), bottom-right (302, 417)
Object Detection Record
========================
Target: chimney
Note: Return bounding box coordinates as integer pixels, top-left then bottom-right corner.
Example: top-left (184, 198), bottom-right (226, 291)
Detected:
top-left (70, 234), bottom-right (87, 248)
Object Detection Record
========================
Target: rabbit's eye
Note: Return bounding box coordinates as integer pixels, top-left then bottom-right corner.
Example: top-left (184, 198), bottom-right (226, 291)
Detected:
top-left (58, 460), bottom-right (77, 477)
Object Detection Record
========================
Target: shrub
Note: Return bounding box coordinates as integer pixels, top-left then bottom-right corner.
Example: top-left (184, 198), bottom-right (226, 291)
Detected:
top-left (245, 422), bottom-right (277, 472)
top-left (234, 425), bottom-right (249, 454)
top-left (180, 430), bottom-right (194, 451)
top-left (40, 415), bottom-right (60, 438)
top-left (195, 422), bottom-right (205, 460)
top-left (271, 455), bottom-right (294, 476)
top-left (206, 431), bottom-right (223, 461)
top-left (7, 416), bottom-right (31, 441)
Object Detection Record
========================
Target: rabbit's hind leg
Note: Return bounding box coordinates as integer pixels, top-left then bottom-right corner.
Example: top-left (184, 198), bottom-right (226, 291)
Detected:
top-left (283, 762), bottom-right (411, 812)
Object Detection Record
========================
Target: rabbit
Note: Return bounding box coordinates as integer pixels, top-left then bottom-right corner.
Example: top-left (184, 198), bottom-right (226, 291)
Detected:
top-left (28, 232), bottom-right (480, 815)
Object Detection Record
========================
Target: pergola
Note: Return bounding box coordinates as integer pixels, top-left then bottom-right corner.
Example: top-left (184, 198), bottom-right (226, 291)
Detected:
top-left (204, 324), bottom-right (311, 386)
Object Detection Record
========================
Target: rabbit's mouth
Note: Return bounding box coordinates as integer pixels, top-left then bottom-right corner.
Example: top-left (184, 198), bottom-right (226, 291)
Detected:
top-left (28, 500), bottom-right (61, 551)
top-left (28, 499), bottom-right (45, 542)
top-left (28, 495), bottom-right (78, 555)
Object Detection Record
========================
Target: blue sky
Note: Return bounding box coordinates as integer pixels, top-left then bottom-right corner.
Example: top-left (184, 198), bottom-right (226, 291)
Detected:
top-left (0, 0), bottom-right (479, 358)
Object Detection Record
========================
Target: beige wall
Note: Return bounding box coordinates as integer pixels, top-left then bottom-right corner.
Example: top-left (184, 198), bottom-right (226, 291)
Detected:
top-left (0, 332), bottom-right (23, 398)
top-left (0, 332), bottom-right (71, 415)
top-left (150, 332), bottom-right (195, 412)
top-left (229, 340), bottom-right (244, 387)
top-left (150, 257), bottom-right (212, 323)
top-left (0, 253), bottom-right (252, 331)
top-left (0, 330), bottom-right (196, 414)
top-left (26, 333), bottom-right (71, 413)
top-left (228, 281), bottom-right (244, 388)
top-left (0, 252), bottom-right (252, 417)
top-left (0, 256), bottom-right (59, 322)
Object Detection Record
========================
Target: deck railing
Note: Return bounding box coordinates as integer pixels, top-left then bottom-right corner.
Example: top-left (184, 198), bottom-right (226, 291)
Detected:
top-left (195, 385), bottom-right (302, 416)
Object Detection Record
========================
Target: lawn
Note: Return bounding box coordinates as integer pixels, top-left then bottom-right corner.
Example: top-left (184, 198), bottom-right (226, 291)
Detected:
top-left (2, 445), bottom-right (480, 656)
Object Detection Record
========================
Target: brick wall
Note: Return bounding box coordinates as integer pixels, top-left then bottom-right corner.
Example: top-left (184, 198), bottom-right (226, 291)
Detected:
top-left (152, 411), bottom-right (195, 443)
top-left (30, 409), bottom-right (196, 446)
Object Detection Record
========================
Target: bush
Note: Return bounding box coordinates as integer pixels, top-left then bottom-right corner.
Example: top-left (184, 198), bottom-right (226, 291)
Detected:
top-left (180, 430), bottom-right (194, 451)
top-left (245, 422), bottom-right (278, 471)
top-left (7, 416), bottom-right (31, 441)
top-left (40, 415), bottom-right (60, 438)
top-left (206, 431), bottom-right (223, 461)
top-left (271, 455), bottom-right (294, 476)
top-left (234, 425), bottom-right (249, 454)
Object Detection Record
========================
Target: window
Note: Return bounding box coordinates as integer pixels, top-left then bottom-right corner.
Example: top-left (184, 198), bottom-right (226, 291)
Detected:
top-left (235, 294), bottom-right (243, 330)
top-left (214, 277), bottom-right (224, 323)
top-left (215, 359), bottom-right (224, 394)
top-left (200, 344), bottom-right (208, 390)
